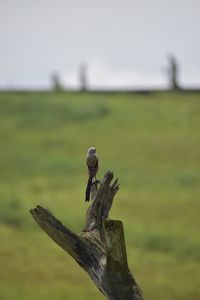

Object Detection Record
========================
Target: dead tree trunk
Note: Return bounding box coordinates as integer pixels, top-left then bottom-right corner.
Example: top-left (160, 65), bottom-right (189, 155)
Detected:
top-left (30, 171), bottom-right (144, 300)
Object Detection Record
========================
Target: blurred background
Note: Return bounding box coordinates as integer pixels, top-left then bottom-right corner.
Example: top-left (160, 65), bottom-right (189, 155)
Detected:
top-left (0, 1), bottom-right (200, 299)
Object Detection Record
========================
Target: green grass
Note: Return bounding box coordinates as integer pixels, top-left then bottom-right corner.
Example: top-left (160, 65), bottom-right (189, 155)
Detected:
top-left (0, 91), bottom-right (200, 299)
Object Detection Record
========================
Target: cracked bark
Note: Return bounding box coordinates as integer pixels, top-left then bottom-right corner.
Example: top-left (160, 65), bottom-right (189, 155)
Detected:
top-left (30, 171), bottom-right (144, 300)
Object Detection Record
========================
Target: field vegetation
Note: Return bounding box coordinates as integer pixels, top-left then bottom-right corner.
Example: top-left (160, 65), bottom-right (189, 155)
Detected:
top-left (0, 91), bottom-right (200, 299)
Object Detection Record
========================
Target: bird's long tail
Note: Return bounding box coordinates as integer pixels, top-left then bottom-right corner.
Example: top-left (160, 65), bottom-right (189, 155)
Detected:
top-left (85, 177), bottom-right (92, 201)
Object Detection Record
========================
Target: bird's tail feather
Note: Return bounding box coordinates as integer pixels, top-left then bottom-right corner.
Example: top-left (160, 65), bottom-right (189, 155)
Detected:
top-left (85, 177), bottom-right (92, 201)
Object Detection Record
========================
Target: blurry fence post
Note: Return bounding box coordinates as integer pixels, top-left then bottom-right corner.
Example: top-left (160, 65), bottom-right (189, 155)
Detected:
top-left (30, 171), bottom-right (144, 300)
top-left (51, 72), bottom-right (63, 91)
top-left (79, 63), bottom-right (88, 92)
top-left (167, 54), bottom-right (180, 90)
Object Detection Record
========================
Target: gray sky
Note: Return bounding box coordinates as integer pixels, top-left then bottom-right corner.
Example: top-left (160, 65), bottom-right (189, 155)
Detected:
top-left (0, 0), bottom-right (200, 89)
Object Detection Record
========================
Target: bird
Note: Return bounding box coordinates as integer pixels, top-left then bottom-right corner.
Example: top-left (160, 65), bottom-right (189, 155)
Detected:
top-left (85, 147), bottom-right (99, 201)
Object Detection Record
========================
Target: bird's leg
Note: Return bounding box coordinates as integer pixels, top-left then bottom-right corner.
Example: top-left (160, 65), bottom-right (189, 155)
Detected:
top-left (95, 178), bottom-right (101, 184)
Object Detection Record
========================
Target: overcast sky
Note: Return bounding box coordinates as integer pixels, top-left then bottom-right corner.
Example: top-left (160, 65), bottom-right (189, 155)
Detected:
top-left (0, 0), bottom-right (199, 89)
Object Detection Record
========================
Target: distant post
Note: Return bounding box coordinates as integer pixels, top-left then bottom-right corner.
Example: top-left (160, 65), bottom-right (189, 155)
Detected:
top-left (79, 63), bottom-right (88, 92)
top-left (167, 55), bottom-right (180, 90)
top-left (51, 72), bottom-right (62, 91)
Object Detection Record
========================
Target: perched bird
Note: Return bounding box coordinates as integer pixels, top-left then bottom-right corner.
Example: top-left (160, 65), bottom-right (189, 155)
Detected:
top-left (85, 147), bottom-right (99, 201)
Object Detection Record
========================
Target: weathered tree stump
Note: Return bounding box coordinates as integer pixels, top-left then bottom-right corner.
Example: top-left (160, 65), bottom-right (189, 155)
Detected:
top-left (30, 171), bottom-right (144, 300)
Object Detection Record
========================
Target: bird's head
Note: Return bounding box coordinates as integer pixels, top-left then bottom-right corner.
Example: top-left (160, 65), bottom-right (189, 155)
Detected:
top-left (87, 147), bottom-right (96, 156)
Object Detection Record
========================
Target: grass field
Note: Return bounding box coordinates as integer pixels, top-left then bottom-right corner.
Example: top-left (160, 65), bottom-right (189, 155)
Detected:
top-left (0, 91), bottom-right (200, 300)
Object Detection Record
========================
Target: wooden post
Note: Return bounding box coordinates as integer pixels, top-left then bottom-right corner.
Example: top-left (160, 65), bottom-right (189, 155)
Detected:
top-left (30, 171), bottom-right (144, 300)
